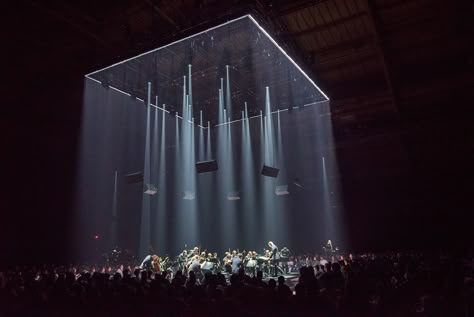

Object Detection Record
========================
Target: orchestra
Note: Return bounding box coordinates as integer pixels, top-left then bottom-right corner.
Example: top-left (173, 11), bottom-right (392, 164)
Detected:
top-left (134, 239), bottom-right (344, 280)
top-left (136, 241), bottom-right (293, 280)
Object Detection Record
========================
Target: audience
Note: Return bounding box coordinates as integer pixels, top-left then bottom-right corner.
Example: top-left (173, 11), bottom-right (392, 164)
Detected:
top-left (0, 251), bottom-right (472, 316)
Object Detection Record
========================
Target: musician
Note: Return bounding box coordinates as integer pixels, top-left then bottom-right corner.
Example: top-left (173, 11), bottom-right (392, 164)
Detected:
top-left (222, 252), bottom-right (230, 263)
top-left (223, 252), bottom-right (232, 274)
top-left (326, 240), bottom-right (333, 251)
top-left (188, 255), bottom-right (201, 272)
top-left (151, 255), bottom-right (161, 273)
top-left (139, 254), bottom-right (159, 270)
top-left (245, 251), bottom-right (257, 276)
top-left (209, 252), bottom-right (220, 273)
top-left (185, 247), bottom-right (199, 269)
top-left (268, 241), bottom-right (279, 277)
top-left (264, 249), bottom-right (272, 273)
top-left (268, 241), bottom-right (279, 259)
top-left (231, 253), bottom-right (243, 273)
top-left (177, 250), bottom-right (188, 272)
top-left (243, 251), bottom-right (250, 268)
top-left (265, 249), bottom-right (271, 258)
top-left (200, 254), bottom-right (215, 275)
top-left (323, 240), bottom-right (335, 258)
top-left (188, 247), bottom-right (199, 259)
top-left (210, 252), bottom-right (219, 264)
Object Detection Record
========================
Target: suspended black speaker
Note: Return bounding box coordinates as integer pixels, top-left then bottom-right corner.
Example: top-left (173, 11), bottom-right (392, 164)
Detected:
top-left (196, 160), bottom-right (218, 173)
top-left (261, 165), bottom-right (279, 178)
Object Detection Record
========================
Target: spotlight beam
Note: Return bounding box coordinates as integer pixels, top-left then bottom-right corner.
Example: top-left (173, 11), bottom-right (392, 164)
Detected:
top-left (139, 82), bottom-right (153, 259)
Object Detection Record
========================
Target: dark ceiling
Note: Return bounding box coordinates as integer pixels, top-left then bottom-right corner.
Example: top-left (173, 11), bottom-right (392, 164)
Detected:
top-left (2, 0), bottom-right (474, 261)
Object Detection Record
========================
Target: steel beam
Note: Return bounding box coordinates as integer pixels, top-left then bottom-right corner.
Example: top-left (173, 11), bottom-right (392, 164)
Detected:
top-left (291, 11), bottom-right (368, 38)
top-left (366, 0), bottom-right (399, 113)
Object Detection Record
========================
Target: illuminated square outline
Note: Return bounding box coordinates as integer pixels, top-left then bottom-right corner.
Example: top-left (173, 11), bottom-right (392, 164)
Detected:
top-left (84, 15), bottom-right (330, 128)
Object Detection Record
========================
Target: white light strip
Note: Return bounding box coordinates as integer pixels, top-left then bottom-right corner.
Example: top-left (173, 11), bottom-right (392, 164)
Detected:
top-left (215, 107), bottom-right (290, 127)
top-left (85, 15), bottom-right (250, 77)
top-left (247, 15), bottom-right (330, 101)
top-left (149, 103), bottom-right (169, 112)
top-left (87, 76), bottom-right (322, 130)
top-left (109, 85), bottom-right (131, 96)
top-left (86, 16), bottom-right (330, 104)
top-left (215, 118), bottom-right (246, 127)
top-left (248, 113), bottom-right (263, 120)
top-left (187, 120), bottom-right (208, 129)
top-left (87, 77), bottom-right (102, 84)
top-left (177, 115), bottom-right (206, 130)
top-left (85, 78), bottom-right (207, 129)
top-left (83, 15), bottom-right (330, 130)
top-left (303, 100), bottom-right (330, 107)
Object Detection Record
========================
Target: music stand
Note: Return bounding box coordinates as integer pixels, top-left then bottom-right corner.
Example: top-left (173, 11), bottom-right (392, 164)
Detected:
top-left (144, 184), bottom-right (158, 195)
top-left (183, 191), bottom-right (195, 200)
top-left (275, 185), bottom-right (289, 196)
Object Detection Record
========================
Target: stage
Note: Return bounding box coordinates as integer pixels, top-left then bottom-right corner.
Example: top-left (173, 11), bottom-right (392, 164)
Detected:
top-left (77, 14), bottom-right (343, 263)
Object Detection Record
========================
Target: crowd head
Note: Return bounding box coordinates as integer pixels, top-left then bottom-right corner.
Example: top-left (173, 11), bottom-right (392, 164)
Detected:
top-left (0, 251), bottom-right (472, 317)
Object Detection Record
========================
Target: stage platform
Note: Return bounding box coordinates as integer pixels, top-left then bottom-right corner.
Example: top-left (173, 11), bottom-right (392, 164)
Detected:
top-left (263, 272), bottom-right (299, 289)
